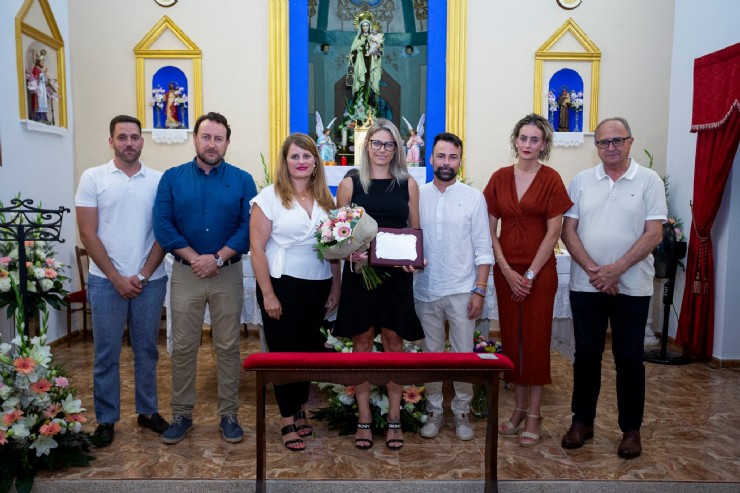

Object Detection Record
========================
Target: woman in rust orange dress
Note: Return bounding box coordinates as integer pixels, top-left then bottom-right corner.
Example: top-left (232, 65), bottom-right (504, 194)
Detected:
top-left (482, 113), bottom-right (572, 447)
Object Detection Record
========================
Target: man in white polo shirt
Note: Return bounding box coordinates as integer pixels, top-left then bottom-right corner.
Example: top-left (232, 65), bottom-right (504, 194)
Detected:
top-left (75, 115), bottom-right (169, 447)
top-left (560, 117), bottom-right (666, 459)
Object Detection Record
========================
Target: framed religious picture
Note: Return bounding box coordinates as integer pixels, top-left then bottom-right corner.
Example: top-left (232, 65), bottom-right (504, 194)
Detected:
top-left (16, 0), bottom-right (68, 128)
top-left (369, 228), bottom-right (424, 268)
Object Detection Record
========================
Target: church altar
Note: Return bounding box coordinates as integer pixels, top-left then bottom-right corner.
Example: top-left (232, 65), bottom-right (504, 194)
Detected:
top-left (164, 251), bottom-right (574, 357)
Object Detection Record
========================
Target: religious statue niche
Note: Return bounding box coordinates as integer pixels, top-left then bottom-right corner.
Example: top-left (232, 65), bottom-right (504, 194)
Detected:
top-left (24, 45), bottom-right (59, 126)
top-left (151, 66), bottom-right (189, 129)
top-left (549, 68), bottom-right (584, 133)
top-left (337, 10), bottom-right (388, 148)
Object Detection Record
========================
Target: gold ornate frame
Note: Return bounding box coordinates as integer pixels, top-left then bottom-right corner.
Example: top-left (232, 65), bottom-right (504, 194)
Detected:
top-left (533, 18), bottom-right (601, 132)
top-left (15, 0), bottom-right (67, 127)
top-left (134, 16), bottom-right (202, 128)
top-left (267, 0), bottom-right (467, 178)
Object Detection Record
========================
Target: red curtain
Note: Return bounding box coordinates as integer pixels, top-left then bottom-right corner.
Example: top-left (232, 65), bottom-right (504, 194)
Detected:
top-left (676, 43), bottom-right (740, 359)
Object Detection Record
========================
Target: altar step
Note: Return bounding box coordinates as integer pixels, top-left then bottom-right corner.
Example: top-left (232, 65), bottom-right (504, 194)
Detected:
top-left (29, 480), bottom-right (739, 493)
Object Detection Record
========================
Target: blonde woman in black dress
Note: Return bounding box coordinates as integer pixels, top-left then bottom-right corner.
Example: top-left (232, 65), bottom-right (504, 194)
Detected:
top-left (334, 119), bottom-right (424, 451)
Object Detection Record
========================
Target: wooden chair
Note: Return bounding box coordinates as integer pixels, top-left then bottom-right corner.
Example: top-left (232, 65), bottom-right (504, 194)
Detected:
top-left (64, 246), bottom-right (91, 347)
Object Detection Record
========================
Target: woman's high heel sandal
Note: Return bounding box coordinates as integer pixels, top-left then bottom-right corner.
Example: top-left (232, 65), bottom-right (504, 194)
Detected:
top-left (499, 407), bottom-right (527, 435)
top-left (518, 415), bottom-right (542, 447)
top-left (294, 410), bottom-right (312, 437)
top-left (355, 422), bottom-right (374, 450)
top-left (386, 422), bottom-right (404, 450)
top-left (281, 424), bottom-right (305, 452)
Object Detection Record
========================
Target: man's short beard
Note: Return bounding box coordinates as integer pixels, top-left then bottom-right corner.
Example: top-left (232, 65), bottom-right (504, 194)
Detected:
top-left (434, 167), bottom-right (456, 182)
top-left (197, 151), bottom-right (222, 166)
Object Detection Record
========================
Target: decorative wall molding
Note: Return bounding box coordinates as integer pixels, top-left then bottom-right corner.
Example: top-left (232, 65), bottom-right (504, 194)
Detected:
top-left (533, 18), bottom-right (601, 132)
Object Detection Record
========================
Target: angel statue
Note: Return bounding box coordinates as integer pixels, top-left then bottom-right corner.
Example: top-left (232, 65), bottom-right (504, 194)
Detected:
top-left (315, 111), bottom-right (338, 164)
top-left (402, 114), bottom-right (426, 166)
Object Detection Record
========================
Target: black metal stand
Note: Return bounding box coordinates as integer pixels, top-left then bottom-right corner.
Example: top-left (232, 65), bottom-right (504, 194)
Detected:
top-left (644, 240), bottom-right (691, 365)
top-left (0, 197), bottom-right (69, 337)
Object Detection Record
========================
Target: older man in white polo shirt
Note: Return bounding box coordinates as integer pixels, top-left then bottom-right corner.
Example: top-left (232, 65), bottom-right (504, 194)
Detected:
top-left (76, 115), bottom-right (168, 447)
top-left (560, 117), bottom-right (666, 459)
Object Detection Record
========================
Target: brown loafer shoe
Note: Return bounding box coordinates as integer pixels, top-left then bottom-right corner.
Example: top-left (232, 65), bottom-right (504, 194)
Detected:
top-left (561, 421), bottom-right (594, 449)
top-left (617, 430), bottom-right (642, 459)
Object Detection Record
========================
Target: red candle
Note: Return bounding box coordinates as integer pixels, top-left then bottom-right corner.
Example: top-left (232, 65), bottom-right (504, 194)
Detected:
top-left (340, 156), bottom-right (348, 166)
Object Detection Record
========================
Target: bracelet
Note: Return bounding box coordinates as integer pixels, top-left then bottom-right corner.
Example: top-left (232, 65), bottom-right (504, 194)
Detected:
top-left (475, 282), bottom-right (487, 287)
top-left (495, 255), bottom-right (505, 263)
top-left (470, 287), bottom-right (486, 297)
top-left (501, 265), bottom-right (511, 270)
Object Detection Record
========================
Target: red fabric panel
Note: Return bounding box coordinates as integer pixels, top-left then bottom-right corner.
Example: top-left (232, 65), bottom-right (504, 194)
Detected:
top-left (692, 42), bottom-right (740, 131)
top-left (243, 351), bottom-right (514, 371)
top-left (676, 110), bottom-right (740, 358)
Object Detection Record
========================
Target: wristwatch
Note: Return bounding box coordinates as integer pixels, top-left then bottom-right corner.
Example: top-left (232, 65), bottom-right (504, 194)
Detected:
top-left (136, 273), bottom-right (149, 287)
top-left (214, 253), bottom-right (225, 268)
top-left (524, 270), bottom-right (536, 281)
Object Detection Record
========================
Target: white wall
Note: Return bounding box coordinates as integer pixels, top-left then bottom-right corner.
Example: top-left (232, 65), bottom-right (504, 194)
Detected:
top-left (666, 0), bottom-right (740, 360)
top-left (68, 0), bottom-right (270, 184)
top-left (466, 0), bottom-right (675, 190)
top-left (0, 0), bottom-right (75, 343)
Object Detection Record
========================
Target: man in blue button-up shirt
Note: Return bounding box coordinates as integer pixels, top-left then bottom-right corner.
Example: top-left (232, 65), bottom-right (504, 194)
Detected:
top-left (154, 112), bottom-right (257, 445)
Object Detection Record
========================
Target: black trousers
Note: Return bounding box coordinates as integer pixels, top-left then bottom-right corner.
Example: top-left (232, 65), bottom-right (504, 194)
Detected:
top-left (569, 291), bottom-right (650, 432)
top-left (257, 275), bottom-right (331, 417)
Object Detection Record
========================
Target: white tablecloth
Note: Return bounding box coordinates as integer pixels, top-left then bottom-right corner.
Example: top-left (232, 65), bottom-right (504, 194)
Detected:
top-left (481, 252), bottom-right (574, 360)
top-left (323, 166), bottom-right (428, 187)
top-left (165, 251), bottom-right (575, 359)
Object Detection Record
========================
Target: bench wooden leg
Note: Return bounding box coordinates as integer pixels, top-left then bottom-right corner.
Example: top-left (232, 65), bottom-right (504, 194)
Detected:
top-left (484, 372), bottom-right (500, 493)
top-left (256, 373), bottom-right (267, 493)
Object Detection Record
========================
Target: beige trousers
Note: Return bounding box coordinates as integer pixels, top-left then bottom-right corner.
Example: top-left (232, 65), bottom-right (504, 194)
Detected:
top-left (169, 261), bottom-right (243, 418)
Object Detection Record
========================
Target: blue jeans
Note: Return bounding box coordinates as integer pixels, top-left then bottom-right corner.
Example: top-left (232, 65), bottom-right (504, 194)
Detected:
top-left (88, 274), bottom-right (167, 424)
top-left (569, 291), bottom-right (650, 432)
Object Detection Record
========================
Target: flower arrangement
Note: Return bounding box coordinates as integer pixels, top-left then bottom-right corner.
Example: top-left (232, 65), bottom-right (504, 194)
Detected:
top-left (0, 206), bottom-right (69, 320)
top-left (314, 205), bottom-right (386, 289)
top-left (548, 90), bottom-right (558, 114)
top-left (470, 330), bottom-right (503, 417)
top-left (150, 86), bottom-right (165, 110)
top-left (569, 90), bottom-right (584, 112)
top-left (311, 328), bottom-right (427, 435)
top-left (644, 149), bottom-right (686, 243)
top-left (0, 282), bottom-right (93, 493)
top-left (474, 333), bottom-right (503, 354)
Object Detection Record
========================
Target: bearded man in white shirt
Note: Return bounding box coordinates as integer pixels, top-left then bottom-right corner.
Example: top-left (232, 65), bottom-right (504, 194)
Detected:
top-left (413, 132), bottom-right (493, 441)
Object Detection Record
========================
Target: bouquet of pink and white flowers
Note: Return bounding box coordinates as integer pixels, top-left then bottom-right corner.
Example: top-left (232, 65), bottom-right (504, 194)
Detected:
top-left (315, 205), bottom-right (386, 289)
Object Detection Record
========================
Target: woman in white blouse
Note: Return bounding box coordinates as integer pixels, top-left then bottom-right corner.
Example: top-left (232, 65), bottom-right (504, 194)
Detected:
top-left (250, 133), bottom-right (341, 451)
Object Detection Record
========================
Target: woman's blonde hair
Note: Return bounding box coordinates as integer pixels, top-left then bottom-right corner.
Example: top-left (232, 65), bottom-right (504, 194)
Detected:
top-left (274, 133), bottom-right (335, 211)
top-left (357, 118), bottom-right (410, 194)
top-left (509, 113), bottom-right (554, 161)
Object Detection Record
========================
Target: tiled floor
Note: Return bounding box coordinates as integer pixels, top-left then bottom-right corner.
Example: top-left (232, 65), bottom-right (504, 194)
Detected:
top-left (41, 326), bottom-right (740, 486)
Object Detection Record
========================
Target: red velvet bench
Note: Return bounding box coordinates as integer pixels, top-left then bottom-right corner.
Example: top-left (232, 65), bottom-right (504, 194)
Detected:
top-left (243, 351), bottom-right (514, 493)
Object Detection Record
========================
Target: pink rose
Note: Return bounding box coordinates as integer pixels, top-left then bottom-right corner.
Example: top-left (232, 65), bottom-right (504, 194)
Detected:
top-left (44, 268), bottom-right (58, 279)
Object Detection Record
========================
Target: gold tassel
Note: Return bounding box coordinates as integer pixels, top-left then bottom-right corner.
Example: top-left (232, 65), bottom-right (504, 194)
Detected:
top-left (693, 271), bottom-right (701, 294)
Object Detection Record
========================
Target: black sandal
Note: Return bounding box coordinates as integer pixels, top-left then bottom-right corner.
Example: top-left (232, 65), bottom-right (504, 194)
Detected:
top-left (386, 422), bottom-right (403, 450)
top-left (281, 424), bottom-right (305, 452)
top-left (294, 410), bottom-right (312, 437)
top-left (355, 422), bottom-right (373, 450)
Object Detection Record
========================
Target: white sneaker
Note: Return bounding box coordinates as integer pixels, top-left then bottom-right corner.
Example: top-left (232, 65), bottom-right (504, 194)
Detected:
top-left (419, 412), bottom-right (445, 438)
top-left (454, 413), bottom-right (474, 441)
